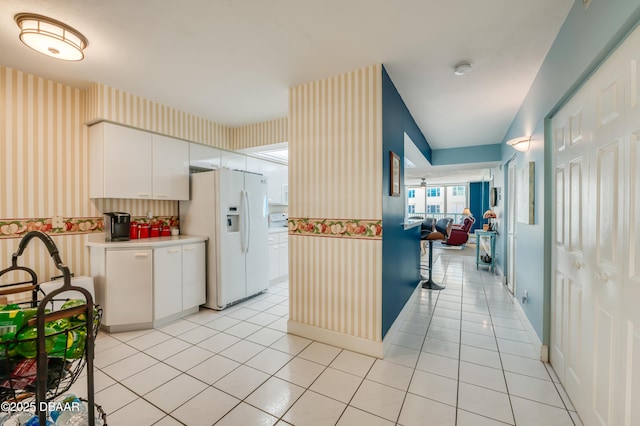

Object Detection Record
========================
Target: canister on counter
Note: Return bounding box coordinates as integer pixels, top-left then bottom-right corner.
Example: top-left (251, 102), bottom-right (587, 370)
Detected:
top-left (139, 223), bottom-right (150, 238)
top-left (161, 225), bottom-right (171, 236)
top-left (129, 221), bottom-right (139, 239)
top-left (150, 223), bottom-right (160, 237)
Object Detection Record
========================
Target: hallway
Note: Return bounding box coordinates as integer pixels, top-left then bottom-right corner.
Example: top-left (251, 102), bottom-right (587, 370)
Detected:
top-left (78, 254), bottom-right (581, 425)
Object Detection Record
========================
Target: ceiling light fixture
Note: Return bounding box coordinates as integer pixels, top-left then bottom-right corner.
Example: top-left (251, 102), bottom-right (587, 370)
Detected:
top-left (506, 136), bottom-right (531, 152)
top-left (453, 61), bottom-right (472, 76)
top-left (15, 13), bottom-right (88, 61)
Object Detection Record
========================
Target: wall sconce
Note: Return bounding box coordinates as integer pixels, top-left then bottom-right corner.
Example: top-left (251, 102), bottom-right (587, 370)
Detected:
top-left (506, 136), bottom-right (531, 152)
top-left (15, 13), bottom-right (88, 61)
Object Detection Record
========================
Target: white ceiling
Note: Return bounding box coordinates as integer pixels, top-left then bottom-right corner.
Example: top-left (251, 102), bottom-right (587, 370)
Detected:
top-left (0, 0), bottom-right (573, 150)
top-left (404, 133), bottom-right (497, 186)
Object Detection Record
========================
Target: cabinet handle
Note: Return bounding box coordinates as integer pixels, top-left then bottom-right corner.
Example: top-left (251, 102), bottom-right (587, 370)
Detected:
top-left (184, 247), bottom-right (195, 251)
top-left (167, 249), bottom-right (180, 254)
top-left (572, 261), bottom-right (582, 270)
top-left (594, 272), bottom-right (609, 283)
top-left (134, 253), bottom-right (149, 258)
top-left (137, 193), bottom-right (150, 197)
top-left (156, 194), bottom-right (168, 198)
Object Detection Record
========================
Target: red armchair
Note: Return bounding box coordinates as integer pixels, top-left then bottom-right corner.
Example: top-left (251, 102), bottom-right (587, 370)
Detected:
top-left (444, 216), bottom-right (475, 246)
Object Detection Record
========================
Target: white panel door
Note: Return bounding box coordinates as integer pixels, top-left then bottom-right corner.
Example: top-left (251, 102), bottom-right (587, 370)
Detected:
top-left (623, 41), bottom-right (640, 426)
top-left (590, 48), bottom-right (625, 426)
top-left (507, 160), bottom-right (517, 294)
top-left (552, 89), bottom-right (593, 402)
top-left (552, 23), bottom-right (640, 426)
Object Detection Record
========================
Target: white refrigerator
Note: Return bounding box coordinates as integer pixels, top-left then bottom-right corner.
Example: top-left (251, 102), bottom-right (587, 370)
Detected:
top-left (180, 168), bottom-right (269, 309)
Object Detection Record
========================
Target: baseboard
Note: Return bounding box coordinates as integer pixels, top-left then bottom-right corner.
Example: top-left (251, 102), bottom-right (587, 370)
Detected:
top-left (287, 320), bottom-right (384, 358)
top-left (512, 294), bottom-right (545, 361)
top-left (382, 282), bottom-right (423, 357)
top-left (287, 281), bottom-right (424, 359)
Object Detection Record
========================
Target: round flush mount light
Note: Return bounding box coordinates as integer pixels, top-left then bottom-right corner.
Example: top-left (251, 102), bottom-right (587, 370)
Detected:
top-left (15, 13), bottom-right (88, 61)
top-left (453, 61), bottom-right (472, 76)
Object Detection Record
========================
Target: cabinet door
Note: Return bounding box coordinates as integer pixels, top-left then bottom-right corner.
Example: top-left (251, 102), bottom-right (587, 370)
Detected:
top-left (152, 135), bottom-right (189, 200)
top-left (154, 246), bottom-right (183, 320)
top-left (182, 243), bottom-right (206, 310)
top-left (105, 249), bottom-right (153, 326)
top-left (266, 164), bottom-right (287, 204)
top-left (190, 143), bottom-right (221, 170)
top-left (268, 243), bottom-right (279, 281)
top-left (102, 123), bottom-right (153, 199)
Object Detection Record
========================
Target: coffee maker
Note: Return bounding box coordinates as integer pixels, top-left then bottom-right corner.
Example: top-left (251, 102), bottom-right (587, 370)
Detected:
top-left (104, 212), bottom-right (130, 241)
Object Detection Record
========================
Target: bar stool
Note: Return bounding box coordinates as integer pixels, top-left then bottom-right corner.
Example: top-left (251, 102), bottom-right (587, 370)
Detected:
top-left (420, 218), bottom-right (453, 291)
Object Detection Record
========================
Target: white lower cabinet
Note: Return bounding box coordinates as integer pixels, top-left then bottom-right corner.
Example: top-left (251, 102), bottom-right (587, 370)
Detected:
top-left (181, 243), bottom-right (206, 310)
top-left (103, 249), bottom-right (153, 327)
top-left (88, 236), bottom-right (206, 331)
top-left (154, 242), bottom-right (206, 321)
top-left (154, 246), bottom-right (183, 320)
top-left (268, 232), bottom-right (288, 283)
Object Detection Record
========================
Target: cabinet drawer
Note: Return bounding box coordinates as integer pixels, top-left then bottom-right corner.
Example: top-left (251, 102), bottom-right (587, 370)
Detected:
top-left (278, 232), bottom-right (289, 244)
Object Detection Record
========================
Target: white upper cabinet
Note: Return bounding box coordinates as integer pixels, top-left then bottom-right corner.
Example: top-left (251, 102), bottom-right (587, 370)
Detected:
top-left (189, 143), bottom-right (221, 170)
top-left (90, 122), bottom-right (152, 199)
top-left (220, 150), bottom-right (247, 171)
top-left (90, 122), bottom-right (189, 200)
top-left (266, 164), bottom-right (288, 205)
top-left (152, 134), bottom-right (189, 200)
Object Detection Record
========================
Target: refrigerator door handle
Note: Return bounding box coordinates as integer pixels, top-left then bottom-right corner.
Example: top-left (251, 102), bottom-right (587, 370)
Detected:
top-left (244, 191), bottom-right (251, 253)
top-left (240, 190), bottom-right (246, 253)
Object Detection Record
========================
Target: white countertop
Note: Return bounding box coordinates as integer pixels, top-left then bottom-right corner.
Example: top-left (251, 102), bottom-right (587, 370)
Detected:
top-left (86, 233), bottom-right (207, 248)
top-left (268, 227), bottom-right (289, 234)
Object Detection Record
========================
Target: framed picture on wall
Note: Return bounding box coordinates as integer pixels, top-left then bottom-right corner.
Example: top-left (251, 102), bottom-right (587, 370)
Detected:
top-left (390, 151), bottom-right (401, 196)
top-left (517, 161), bottom-right (535, 224)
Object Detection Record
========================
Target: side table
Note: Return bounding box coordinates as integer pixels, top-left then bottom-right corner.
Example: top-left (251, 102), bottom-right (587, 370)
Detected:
top-left (475, 230), bottom-right (497, 273)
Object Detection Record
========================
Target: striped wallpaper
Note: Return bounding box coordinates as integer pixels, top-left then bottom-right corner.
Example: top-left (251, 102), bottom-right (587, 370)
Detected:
top-left (85, 83), bottom-right (233, 150)
top-left (232, 117), bottom-right (288, 150)
top-left (0, 66), bottom-right (94, 284)
top-left (289, 64), bottom-right (383, 344)
top-left (93, 199), bottom-right (176, 218)
top-left (289, 64), bottom-right (382, 219)
top-left (289, 236), bottom-right (381, 341)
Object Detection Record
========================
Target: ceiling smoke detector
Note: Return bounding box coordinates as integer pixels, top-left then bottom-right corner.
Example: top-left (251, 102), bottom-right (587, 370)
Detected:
top-left (454, 61), bottom-right (472, 76)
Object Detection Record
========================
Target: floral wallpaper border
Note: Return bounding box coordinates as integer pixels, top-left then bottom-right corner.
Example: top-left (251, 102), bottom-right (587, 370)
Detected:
top-left (0, 216), bottom-right (179, 239)
top-left (288, 218), bottom-right (382, 239)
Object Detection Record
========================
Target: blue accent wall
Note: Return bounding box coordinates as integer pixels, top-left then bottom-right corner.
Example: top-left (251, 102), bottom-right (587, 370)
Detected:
top-left (432, 144), bottom-right (502, 166)
top-left (495, 0), bottom-right (640, 344)
top-left (381, 66), bottom-right (431, 338)
top-left (469, 182), bottom-right (489, 233)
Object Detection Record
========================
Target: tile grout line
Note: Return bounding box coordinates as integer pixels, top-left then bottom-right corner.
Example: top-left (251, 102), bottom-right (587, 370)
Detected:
top-left (94, 287), bottom-right (300, 424)
top-left (393, 254), bottom-right (445, 425)
top-left (480, 263), bottom-right (517, 426)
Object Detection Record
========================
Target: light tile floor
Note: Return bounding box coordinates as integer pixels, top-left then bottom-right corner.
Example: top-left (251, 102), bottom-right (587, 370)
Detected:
top-left (72, 254), bottom-right (583, 425)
